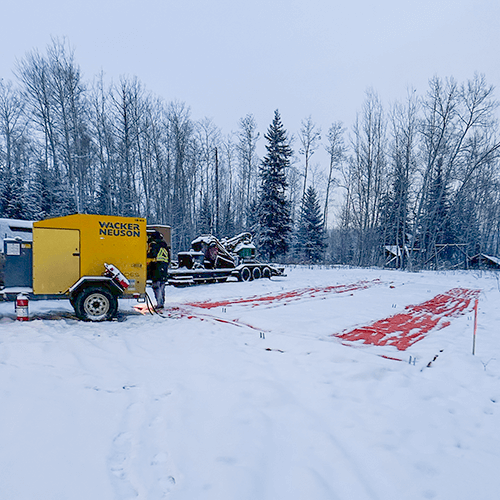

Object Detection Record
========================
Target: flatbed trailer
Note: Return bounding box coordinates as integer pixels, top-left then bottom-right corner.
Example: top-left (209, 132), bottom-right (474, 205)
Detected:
top-left (1, 217), bottom-right (286, 319)
top-left (168, 261), bottom-right (284, 287)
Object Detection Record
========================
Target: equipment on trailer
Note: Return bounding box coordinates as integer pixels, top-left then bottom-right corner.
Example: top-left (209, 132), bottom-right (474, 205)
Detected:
top-left (0, 215), bottom-right (284, 319)
top-left (169, 232), bottom-right (284, 286)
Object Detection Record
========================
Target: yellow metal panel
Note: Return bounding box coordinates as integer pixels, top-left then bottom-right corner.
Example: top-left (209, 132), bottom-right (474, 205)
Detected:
top-left (33, 228), bottom-right (80, 295)
top-left (33, 214), bottom-right (147, 295)
top-left (82, 215), bottom-right (147, 294)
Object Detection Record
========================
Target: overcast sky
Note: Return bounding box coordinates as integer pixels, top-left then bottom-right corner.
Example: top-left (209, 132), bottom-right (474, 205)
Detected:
top-left (1, 0), bottom-right (499, 142)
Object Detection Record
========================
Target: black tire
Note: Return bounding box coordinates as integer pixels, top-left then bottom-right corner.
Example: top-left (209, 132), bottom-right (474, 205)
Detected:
top-left (74, 286), bottom-right (118, 321)
top-left (252, 267), bottom-right (262, 280)
top-left (239, 267), bottom-right (251, 282)
top-left (262, 267), bottom-right (272, 279)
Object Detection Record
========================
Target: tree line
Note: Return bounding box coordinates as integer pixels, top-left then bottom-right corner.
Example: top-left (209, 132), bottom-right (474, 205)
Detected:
top-left (1, 39), bottom-right (500, 268)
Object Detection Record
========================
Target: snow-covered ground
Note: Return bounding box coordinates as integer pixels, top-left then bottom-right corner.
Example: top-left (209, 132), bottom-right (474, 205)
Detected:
top-left (1, 267), bottom-right (499, 500)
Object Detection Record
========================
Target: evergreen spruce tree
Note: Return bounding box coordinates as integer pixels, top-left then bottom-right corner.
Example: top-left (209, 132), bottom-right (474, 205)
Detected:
top-left (22, 178), bottom-right (44, 221)
top-left (51, 180), bottom-right (77, 217)
top-left (198, 194), bottom-right (213, 234)
top-left (421, 158), bottom-right (453, 248)
top-left (246, 198), bottom-right (260, 234)
top-left (0, 163), bottom-right (27, 219)
top-left (5, 172), bottom-right (26, 219)
top-left (297, 186), bottom-right (326, 263)
top-left (32, 163), bottom-right (55, 219)
top-left (0, 168), bottom-right (12, 217)
top-left (257, 110), bottom-right (292, 260)
top-left (219, 200), bottom-right (234, 238)
top-left (95, 181), bottom-right (113, 216)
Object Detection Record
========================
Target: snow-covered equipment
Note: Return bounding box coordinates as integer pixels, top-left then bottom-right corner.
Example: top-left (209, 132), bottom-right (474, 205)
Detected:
top-left (15, 292), bottom-right (29, 321)
top-left (0, 218), bottom-right (34, 252)
top-left (0, 215), bottom-right (283, 318)
top-left (169, 232), bottom-right (284, 286)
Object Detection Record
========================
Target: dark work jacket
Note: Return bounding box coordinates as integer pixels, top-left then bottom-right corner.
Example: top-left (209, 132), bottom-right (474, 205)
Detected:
top-left (147, 240), bottom-right (170, 282)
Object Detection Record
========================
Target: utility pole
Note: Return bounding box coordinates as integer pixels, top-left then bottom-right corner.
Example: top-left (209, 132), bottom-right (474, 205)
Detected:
top-left (215, 147), bottom-right (220, 237)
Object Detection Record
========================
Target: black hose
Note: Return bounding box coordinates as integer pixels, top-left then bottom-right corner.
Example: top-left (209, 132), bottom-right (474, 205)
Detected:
top-left (145, 291), bottom-right (167, 318)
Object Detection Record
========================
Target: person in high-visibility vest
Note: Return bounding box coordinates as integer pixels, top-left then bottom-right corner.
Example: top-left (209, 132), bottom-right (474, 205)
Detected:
top-left (147, 231), bottom-right (170, 310)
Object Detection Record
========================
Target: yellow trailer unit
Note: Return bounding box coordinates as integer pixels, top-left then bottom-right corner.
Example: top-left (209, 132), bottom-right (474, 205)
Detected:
top-left (32, 214), bottom-right (147, 320)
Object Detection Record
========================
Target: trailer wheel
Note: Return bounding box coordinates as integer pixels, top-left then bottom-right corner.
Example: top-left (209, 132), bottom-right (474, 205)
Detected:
top-left (262, 267), bottom-right (272, 279)
top-left (252, 267), bottom-right (262, 280)
top-left (74, 286), bottom-right (118, 321)
top-left (239, 267), bottom-right (251, 282)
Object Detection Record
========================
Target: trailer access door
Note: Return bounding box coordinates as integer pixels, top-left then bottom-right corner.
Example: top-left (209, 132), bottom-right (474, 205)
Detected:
top-left (33, 228), bottom-right (80, 295)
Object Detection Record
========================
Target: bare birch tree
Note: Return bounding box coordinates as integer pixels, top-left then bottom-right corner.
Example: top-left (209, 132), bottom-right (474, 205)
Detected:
top-left (382, 90), bottom-right (419, 267)
top-left (0, 79), bottom-right (31, 217)
top-left (347, 89), bottom-right (387, 264)
top-left (323, 121), bottom-right (345, 229)
top-left (298, 115), bottom-right (321, 202)
top-left (236, 114), bottom-right (259, 230)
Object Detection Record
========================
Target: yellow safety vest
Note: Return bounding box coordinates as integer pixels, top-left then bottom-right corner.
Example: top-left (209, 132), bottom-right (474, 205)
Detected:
top-left (156, 247), bottom-right (169, 263)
